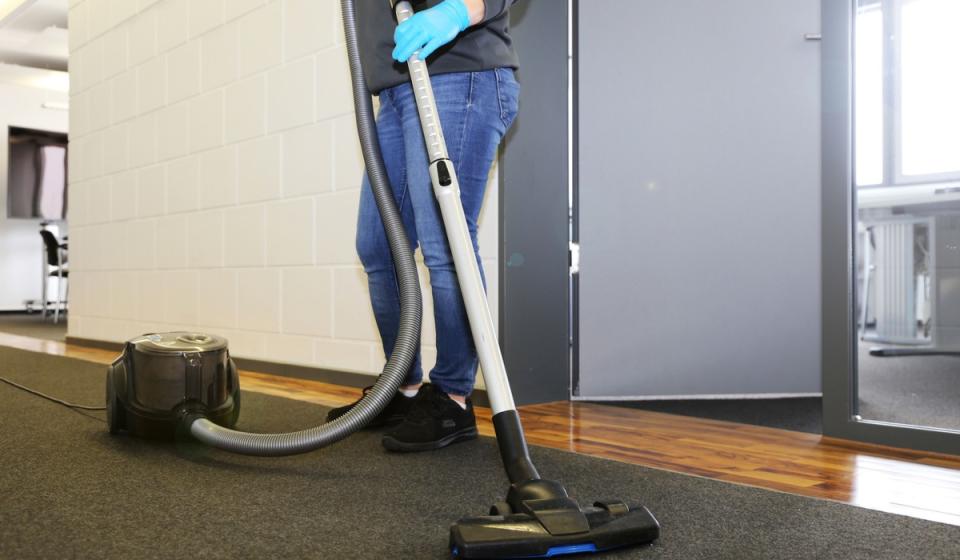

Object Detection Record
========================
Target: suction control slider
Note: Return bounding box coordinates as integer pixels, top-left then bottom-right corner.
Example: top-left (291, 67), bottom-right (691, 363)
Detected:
top-left (436, 159), bottom-right (453, 186)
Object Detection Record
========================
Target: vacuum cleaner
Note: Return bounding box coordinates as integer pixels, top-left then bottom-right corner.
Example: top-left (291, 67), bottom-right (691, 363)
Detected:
top-left (105, 1), bottom-right (660, 557)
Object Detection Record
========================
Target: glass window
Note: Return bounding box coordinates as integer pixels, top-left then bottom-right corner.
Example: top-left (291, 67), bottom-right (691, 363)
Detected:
top-left (899, 0), bottom-right (960, 178)
top-left (855, 0), bottom-right (960, 188)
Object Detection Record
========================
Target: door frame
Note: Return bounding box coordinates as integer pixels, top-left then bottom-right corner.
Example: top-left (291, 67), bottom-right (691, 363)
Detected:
top-left (570, 0), bottom-right (581, 397)
top-left (497, 0), bottom-right (572, 405)
top-left (821, 0), bottom-right (960, 454)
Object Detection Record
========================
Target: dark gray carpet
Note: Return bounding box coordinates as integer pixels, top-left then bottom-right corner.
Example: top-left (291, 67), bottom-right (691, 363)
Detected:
top-left (859, 343), bottom-right (960, 431)
top-left (604, 398), bottom-right (822, 434)
top-left (2, 346), bottom-right (959, 560)
top-left (0, 312), bottom-right (66, 342)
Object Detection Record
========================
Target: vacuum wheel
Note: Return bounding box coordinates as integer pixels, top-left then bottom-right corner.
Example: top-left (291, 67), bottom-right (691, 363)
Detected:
top-left (489, 501), bottom-right (513, 516)
top-left (105, 370), bottom-right (125, 435)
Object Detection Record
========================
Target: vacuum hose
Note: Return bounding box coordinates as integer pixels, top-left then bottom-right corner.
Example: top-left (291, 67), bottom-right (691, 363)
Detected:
top-left (188, 0), bottom-right (422, 456)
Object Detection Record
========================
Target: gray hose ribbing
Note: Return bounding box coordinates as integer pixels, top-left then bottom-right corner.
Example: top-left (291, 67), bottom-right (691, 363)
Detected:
top-left (189, 0), bottom-right (422, 456)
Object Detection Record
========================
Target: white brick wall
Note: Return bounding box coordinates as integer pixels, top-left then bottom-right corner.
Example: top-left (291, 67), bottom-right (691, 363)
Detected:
top-left (67, 0), bottom-right (499, 382)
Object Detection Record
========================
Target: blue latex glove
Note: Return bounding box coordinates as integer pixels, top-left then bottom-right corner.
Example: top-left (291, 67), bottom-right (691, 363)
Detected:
top-left (392, 0), bottom-right (471, 63)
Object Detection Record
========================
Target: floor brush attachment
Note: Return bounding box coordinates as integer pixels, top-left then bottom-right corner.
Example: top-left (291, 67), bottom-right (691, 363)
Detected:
top-left (450, 479), bottom-right (660, 559)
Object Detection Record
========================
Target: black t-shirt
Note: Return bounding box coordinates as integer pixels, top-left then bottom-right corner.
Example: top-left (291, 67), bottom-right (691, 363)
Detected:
top-left (355, 0), bottom-right (519, 94)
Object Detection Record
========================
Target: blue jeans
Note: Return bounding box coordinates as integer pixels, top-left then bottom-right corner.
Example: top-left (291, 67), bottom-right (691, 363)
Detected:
top-left (356, 68), bottom-right (520, 397)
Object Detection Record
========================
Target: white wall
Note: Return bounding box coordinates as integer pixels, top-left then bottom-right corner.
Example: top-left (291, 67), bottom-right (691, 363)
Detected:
top-left (67, 0), bottom-right (499, 379)
top-left (0, 84), bottom-right (69, 311)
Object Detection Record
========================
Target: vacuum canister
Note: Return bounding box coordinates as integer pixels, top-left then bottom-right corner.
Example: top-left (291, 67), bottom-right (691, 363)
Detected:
top-left (106, 332), bottom-right (240, 439)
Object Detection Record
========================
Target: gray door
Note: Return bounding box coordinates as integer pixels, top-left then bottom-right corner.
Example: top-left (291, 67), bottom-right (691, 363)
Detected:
top-left (576, 0), bottom-right (822, 398)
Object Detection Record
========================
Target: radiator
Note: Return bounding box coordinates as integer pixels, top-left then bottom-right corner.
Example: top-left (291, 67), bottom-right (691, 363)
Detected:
top-left (871, 222), bottom-right (919, 343)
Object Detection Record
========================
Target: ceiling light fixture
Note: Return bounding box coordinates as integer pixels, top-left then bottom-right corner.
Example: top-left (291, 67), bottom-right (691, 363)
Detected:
top-left (29, 69), bottom-right (69, 92)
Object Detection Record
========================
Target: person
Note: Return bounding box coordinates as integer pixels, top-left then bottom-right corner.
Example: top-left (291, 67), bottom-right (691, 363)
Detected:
top-left (327, 0), bottom-right (520, 453)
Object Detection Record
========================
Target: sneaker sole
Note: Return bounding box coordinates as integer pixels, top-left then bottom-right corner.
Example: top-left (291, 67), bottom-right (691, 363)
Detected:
top-left (381, 426), bottom-right (479, 453)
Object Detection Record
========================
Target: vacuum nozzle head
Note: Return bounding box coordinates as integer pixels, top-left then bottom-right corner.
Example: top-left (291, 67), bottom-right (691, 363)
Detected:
top-left (450, 501), bottom-right (659, 559)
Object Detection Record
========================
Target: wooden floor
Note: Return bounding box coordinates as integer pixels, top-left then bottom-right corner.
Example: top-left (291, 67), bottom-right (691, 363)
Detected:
top-left (3, 330), bottom-right (960, 527)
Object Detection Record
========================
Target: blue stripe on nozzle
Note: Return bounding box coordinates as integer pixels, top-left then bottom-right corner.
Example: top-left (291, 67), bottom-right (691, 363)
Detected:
top-left (452, 542), bottom-right (600, 558)
top-left (544, 543), bottom-right (599, 557)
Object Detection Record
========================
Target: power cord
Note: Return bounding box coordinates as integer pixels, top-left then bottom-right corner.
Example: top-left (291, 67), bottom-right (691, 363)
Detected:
top-left (0, 376), bottom-right (107, 411)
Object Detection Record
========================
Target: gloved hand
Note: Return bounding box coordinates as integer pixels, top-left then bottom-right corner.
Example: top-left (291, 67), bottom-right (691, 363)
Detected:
top-left (392, 0), bottom-right (471, 63)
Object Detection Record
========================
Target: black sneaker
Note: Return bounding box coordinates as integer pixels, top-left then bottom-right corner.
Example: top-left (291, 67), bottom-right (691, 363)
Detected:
top-left (381, 384), bottom-right (478, 452)
top-left (325, 385), bottom-right (417, 429)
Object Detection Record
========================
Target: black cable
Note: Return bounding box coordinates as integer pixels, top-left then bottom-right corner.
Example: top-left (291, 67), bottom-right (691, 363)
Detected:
top-left (0, 376), bottom-right (107, 411)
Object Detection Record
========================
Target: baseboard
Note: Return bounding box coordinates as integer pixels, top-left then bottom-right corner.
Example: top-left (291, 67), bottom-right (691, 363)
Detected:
top-left (229, 356), bottom-right (386, 393)
top-left (66, 336), bottom-right (123, 352)
top-left (65, 336), bottom-right (491, 407)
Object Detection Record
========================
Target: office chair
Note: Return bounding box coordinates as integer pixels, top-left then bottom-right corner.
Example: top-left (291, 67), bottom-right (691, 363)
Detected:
top-left (39, 229), bottom-right (68, 324)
